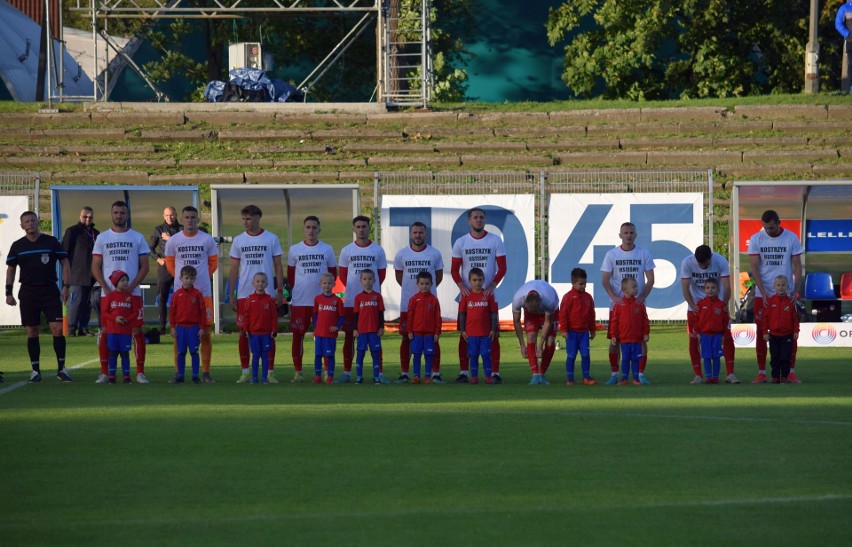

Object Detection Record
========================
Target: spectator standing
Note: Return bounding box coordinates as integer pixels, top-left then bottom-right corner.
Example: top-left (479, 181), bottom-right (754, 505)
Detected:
top-left (149, 207), bottom-right (182, 333)
top-left (62, 206), bottom-right (99, 337)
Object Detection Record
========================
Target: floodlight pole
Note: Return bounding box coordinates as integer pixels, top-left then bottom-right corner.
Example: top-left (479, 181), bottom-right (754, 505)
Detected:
top-left (805, 0), bottom-right (819, 93)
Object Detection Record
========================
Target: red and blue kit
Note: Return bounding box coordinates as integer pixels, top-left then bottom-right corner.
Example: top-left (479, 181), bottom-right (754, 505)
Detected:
top-left (245, 292), bottom-right (278, 383)
top-left (559, 289), bottom-right (596, 382)
top-left (609, 296), bottom-right (649, 381)
top-left (170, 286), bottom-right (207, 380)
top-left (354, 290), bottom-right (385, 380)
top-left (171, 287), bottom-right (206, 329)
top-left (313, 293), bottom-right (345, 380)
top-left (246, 292), bottom-right (278, 336)
top-left (696, 297), bottom-right (728, 335)
top-left (408, 292), bottom-right (441, 336)
top-left (458, 291), bottom-right (497, 380)
top-left (354, 291), bottom-right (385, 334)
top-left (460, 292), bottom-right (498, 338)
top-left (696, 296), bottom-right (728, 380)
top-left (408, 291), bottom-right (442, 379)
top-left (103, 290), bottom-right (141, 380)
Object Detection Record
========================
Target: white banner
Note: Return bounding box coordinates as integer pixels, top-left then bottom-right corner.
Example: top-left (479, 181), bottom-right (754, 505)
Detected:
top-left (380, 194), bottom-right (535, 321)
top-left (547, 193), bottom-right (704, 321)
top-left (0, 196), bottom-right (30, 326)
top-left (731, 323), bottom-right (852, 348)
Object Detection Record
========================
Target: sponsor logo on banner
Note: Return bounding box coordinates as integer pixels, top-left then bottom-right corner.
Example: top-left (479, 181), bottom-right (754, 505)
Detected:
top-left (732, 324), bottom-right (756, 345)
top-left (805, 219), bottom-right (852, 252)
top-left (810, 323), bottom-right (837, 344)
top-left (738, 219), bottom-right (802, 253)
top-left (380, 195), bottom-right (535, 320)
top-left (731, 323), bottom-right (852, 347)
top-left (547, 193), bottom-right (703, 321)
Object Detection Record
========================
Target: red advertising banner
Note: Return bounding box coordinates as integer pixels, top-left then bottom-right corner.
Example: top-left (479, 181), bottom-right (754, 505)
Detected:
top-left (739, 220), bottom-right (802, 253)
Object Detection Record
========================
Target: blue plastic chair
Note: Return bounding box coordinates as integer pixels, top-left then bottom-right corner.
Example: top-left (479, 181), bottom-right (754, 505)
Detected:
top-left (804, 272), bottom-right (835, 300)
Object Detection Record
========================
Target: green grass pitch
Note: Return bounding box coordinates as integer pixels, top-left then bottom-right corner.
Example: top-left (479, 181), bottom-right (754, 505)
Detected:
top-left (1, 325), bottom-right (850, 546)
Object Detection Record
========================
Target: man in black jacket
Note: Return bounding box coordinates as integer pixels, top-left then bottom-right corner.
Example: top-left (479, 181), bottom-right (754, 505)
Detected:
top-left (149, 207), bottom-right (182, 333)
top-left (62, 207), bottom-right (99, 336)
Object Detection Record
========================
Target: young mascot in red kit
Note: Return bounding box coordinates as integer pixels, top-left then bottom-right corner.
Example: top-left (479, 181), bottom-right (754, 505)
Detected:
top-left (762, 275), bottom-right (800, 383)
top-left (695, 277), bottom-right (729, 384)
top-left (102, 270), bottom-right (141, 384)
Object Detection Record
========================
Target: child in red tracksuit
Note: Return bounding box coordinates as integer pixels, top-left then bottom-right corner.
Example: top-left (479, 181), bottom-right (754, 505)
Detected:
top-left (103, 270), bottom-right (141, 384)
top-left (245, 272), bottom-right (278, 384)
top-left (762, 275), bottom-right (799, 383)
top-left (609, 277), bottom-right (649, 385)
top-left (169, 265), bottom-right (207, 384)
top-left (407, 271), bottom-right (442, 384)
top-left (695, 277), bottom-right (729, 384)
top-left (559, 267), bottom-right (597, 386)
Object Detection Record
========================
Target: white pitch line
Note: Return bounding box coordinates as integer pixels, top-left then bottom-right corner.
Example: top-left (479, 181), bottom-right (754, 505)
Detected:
top-left (0, 358), bottom-right (98, 397)
top-left (22, 493), bottom-right (849, 528)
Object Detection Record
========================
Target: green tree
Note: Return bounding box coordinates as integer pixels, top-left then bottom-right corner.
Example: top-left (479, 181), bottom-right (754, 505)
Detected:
top-left (545, 0), bottom-right (816, 99)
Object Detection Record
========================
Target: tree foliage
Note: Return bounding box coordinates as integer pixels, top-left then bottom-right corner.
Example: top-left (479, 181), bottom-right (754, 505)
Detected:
top-left (545, 0), bottom-right (827, 99)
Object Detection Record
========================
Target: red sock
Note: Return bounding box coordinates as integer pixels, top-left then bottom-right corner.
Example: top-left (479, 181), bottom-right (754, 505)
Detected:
top-left (526, 343), bottom-right (538, 374)
top-left (755, 337), bottom-right (767, 372)
top-left (133, 332), bottom-right (146, 374)
top-left (458, 335), bottom-right (469, 372)
top-left (791, 339), bottom-right (798, 369)
top-left (239, 335), bottom-right (250, 369)
top-left (723, 332), bottom-right (735, 375)
top-left (609, 349), bottom-right (618, 372)
top-left (292, 332), bottom-right (304, 373)
top-left (542, 342), bottom-right (555, 374)
top-left (399, 336), bottom-right (410, 374)
top-left (98, 330), bottom-right (109, 374)
top-left (433, 341), bottom-right (441, 373)
top-left (689, 336), bottom-right (702, 376)
top-left (491, 337), bottom-right (500, 373)
top-left (343, 330), bottom-right (354, 372)
top-left (639, 353), bottom-right (648, 374)
top-left (268, 337), bottom-right (276, 370)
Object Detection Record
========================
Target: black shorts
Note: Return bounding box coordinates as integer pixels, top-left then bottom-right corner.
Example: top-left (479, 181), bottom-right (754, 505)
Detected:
top-left (19, 286), bottom-right (63, 327)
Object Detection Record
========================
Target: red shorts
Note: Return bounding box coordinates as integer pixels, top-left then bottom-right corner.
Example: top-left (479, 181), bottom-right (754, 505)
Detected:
top-left (290, 305), bottom-right (313, 335)
top-left (524, 310), bottom-right (556, 337)
top-left (101, 294), bottom-right (144, 328)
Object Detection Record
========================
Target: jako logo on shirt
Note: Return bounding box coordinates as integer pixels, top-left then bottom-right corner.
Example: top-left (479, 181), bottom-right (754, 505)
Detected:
top-left (319, 304), bottom-right (337, 311)
top-left (811, 323), bottom-right (837, 344)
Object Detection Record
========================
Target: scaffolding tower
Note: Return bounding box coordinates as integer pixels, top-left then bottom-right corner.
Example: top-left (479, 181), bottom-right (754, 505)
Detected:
top-left (68, 0), bottom-right (432, 108)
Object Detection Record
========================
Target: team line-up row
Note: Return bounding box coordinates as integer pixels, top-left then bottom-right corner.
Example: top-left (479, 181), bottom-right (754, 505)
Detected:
top-left (5, 204), bottom-right (804, 387)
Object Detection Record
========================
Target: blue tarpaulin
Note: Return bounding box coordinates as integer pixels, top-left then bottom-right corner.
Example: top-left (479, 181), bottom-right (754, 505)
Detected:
top-left (204, 67), bottom-right (302, 103)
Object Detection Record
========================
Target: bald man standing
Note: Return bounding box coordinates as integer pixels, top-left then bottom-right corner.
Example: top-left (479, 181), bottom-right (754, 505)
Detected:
top-left (150, 207), bottom-right (182, 333)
